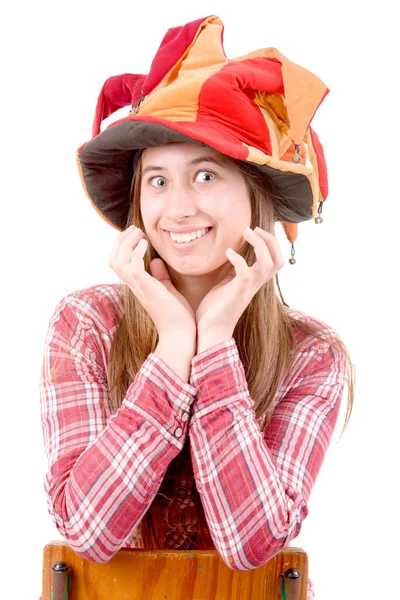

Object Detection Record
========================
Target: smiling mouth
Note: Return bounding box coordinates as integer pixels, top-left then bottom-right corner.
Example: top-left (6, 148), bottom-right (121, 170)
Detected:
top-left (164, 227), bottom-right (213, 247)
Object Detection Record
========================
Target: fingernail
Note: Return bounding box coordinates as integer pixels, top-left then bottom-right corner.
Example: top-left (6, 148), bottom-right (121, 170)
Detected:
top-left (245, 227), bottom-right (253, 234)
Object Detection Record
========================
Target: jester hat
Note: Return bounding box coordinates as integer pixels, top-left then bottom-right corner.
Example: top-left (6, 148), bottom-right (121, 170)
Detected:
top-left (77, 15), bottom-right (329, 259)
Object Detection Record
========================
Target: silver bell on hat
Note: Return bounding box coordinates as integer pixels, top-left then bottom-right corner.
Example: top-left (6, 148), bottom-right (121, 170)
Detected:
top-left (292, 144), bottom-right (302, 164)
top-left (289, 243), bottom-right (296, 265)
top-left (315, 202), bottom-right (324, 224)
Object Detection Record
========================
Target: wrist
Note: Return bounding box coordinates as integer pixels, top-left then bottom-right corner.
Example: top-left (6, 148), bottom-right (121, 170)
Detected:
top-left (158, 328), bottom-right (196, 346)
top-left (196, 327), bottom-right (233, 354)
top-left (154, 340), bottom-right (195, 384)
top-left (156, 332), bottom-right (196, 355)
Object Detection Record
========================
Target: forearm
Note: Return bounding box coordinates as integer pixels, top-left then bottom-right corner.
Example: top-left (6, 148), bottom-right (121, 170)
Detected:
top-left (196, 326), bottom-right (233, 354)
top-left (154, 332), bottom-right (196, 382)
top-left (48, 407), bottom-right (181, 561)
top-left (44, 352), bottom-right (196, 562)
top-left (188, 345), bottom-right (297, 569)
top-left (188, 339), bottom-right (345, 571)
top-left (189, 401), bottom-right (303, 569)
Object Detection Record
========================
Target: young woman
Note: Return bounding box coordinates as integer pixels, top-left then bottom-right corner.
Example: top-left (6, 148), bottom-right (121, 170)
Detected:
top-left (40, 15), bottom-right (355, 599)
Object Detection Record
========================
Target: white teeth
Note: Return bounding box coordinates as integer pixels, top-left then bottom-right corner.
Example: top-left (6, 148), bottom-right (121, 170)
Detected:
top-left (168, 228), bottom-right (209, 243)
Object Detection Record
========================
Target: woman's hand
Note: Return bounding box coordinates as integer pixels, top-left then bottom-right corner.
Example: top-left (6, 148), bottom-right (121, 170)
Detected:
top-left (109, 226), bottom-right (196, 339)
top-left (195, 227), bottom-right (284, 350)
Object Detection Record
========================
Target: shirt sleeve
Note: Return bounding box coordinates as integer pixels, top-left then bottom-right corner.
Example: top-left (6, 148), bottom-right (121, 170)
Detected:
top-left (188, 337), bottom-right (346, 570)
top-left (40, 293), bottom-right (196, 562)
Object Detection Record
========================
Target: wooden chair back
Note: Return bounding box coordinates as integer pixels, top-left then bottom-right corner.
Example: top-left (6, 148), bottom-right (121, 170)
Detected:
top-left (42, 541), bottom-right (308, 599)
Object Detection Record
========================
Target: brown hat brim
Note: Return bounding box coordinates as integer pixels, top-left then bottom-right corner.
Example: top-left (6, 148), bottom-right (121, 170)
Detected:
top-left (77, 119), bottom-right (314, 231)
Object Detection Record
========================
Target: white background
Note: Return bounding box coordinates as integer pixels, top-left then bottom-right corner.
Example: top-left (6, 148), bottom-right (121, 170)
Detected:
top-left (2, 1), bottom-right (399, 598)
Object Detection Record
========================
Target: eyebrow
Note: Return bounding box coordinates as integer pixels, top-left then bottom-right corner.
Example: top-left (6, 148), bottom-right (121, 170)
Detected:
top-left (141, 155), bottom-right (226, 177)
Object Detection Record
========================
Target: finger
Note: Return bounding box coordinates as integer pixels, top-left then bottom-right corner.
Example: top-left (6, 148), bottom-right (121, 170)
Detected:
top-left (129, 238), bottom-right (148, 268)
top-left (150, 258), bottom-right (183, 297)
top-left (114, 228), bottom-right (146, 267)
top-left (150, 258), bottom-right (171, 282)
top-left (243, 227), bottom-right (274, 271)
top-left (225, 247), bottom-right (249, 279)
top-left (109, 226), bottom-right (139, 265)
top-left (254, 227), bottom-right (285, 269)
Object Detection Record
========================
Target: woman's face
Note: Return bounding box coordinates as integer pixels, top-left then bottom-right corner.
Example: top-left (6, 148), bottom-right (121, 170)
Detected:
top-left (140, 143), bottom-right (251, 276)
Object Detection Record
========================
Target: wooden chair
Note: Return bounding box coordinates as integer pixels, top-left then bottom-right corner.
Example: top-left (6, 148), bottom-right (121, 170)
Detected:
top-left (42, 541), bottom-right (308, 599)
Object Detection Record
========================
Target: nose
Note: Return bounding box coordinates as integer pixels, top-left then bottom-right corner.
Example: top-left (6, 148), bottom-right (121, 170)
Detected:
top-left (163, 182), bottom-right (197, 221)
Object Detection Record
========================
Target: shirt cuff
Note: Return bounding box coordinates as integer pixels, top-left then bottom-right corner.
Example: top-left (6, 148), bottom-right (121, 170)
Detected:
top-left (190, 338), bottom-right (253, 420)
top-left (125, 352), bottom-right (197, 444)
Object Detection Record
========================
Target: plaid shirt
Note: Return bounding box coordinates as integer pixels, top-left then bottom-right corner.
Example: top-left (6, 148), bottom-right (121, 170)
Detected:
top-left (40, 283), bottom-right (347, 599)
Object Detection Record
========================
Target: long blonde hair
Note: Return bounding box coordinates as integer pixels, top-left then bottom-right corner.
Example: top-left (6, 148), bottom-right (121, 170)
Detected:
top-left (106, 149), bottom-right (355, 549)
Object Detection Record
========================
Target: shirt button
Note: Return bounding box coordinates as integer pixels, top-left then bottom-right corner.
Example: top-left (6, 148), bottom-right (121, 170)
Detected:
top-left (178, 488), bottom-right (187, 499)
top-left (181, 412), bottom-right (189, 422)
top-left (174, 427), bottom-right (183, 438)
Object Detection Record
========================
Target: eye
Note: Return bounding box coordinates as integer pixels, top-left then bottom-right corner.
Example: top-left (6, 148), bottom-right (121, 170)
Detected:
top-left (149, 176), bottom-right (168, 188)
top-left (194, 170), bottom-right (216, 183)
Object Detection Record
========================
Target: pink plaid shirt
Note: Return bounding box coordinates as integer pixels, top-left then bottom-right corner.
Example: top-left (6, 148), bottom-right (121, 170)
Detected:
top-left (40, 283), bottom-right (347, 599)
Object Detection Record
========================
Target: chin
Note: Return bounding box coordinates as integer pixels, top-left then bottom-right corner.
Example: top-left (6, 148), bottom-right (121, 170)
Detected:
top-left (169, 259), bottom-right (228, 277)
